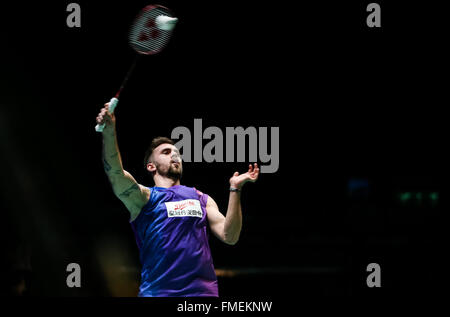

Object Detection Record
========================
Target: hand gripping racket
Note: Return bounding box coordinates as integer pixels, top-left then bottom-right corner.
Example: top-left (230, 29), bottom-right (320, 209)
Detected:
top-left (95, 4), bottom-right (178, 132)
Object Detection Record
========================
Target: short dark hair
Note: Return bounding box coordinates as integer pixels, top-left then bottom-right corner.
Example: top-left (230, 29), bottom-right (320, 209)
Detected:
top-left (143, 136), bottom-right (175, 169)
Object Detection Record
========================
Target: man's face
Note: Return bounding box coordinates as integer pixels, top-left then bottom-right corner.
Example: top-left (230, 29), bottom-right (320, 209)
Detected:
top-left (148, 143), bottom-right (183, 180)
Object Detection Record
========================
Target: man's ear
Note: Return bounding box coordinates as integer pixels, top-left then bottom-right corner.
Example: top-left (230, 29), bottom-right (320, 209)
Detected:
top-left (147, 162), bottom-right (156, 173)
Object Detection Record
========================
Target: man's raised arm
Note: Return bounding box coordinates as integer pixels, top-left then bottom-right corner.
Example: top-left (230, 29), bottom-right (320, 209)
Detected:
top-left (96, 102), bottom-right (149, 219)
top-left (206, 163), bottom-right (260, 245)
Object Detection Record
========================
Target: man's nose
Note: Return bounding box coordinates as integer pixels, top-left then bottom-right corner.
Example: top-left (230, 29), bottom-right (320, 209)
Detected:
top-left (172, 153), bottom-right (181, 162)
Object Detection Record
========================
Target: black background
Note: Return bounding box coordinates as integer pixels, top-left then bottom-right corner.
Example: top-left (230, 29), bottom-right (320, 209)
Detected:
top-left (0, 0), bottom-right (448, 306)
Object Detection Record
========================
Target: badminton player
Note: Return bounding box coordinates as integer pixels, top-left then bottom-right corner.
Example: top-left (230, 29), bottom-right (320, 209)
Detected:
top-left (96, 102), bottom-right (259, 297)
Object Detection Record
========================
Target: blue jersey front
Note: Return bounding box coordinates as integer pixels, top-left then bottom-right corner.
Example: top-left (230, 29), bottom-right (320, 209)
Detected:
top-left (130, 185), bottom-right (218, 297)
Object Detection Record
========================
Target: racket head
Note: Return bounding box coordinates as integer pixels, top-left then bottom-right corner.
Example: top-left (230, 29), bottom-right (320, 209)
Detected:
top-left (128, 5), bottom-right (176, 55)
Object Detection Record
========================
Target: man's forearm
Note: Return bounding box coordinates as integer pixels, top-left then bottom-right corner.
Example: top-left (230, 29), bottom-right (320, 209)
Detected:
top-left (102, 128), bottom-right (125, 178)
top-left (223, 191), bottom-right (242, 245)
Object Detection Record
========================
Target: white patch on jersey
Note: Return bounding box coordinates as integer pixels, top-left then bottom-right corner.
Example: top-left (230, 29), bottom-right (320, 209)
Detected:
top-left (165, 199), bottom-right (203, 218)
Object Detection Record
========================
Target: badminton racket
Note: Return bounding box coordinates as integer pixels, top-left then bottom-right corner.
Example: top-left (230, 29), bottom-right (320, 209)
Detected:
top-left (95, 4), bottom-right (178, 132)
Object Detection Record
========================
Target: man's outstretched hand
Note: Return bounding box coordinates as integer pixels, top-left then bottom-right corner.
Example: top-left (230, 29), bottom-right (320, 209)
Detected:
top-left (229, 163), bottom-right (260, 190)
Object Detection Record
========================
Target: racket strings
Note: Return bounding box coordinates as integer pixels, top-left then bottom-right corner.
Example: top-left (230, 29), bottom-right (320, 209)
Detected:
top-left (129, 7), bottom-right (174, 54)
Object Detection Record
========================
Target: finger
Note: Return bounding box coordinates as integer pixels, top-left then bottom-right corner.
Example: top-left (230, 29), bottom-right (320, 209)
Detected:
top-left (252, 166), bottom-right (260, 179)
top-left (248, 164), bottom-right (253, 173)
top-left (233, 171), bottom-right (239, 177)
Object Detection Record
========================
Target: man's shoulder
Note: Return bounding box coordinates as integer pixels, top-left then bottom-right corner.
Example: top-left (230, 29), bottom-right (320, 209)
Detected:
top-left (194, 187), bottom-right (204, 196)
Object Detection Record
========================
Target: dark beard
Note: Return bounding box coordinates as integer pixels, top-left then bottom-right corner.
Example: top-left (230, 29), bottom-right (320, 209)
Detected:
top-left (157, 162), bottom-right (182, 181)
top-left (167, 165), bottom-right (182, 180)
top-left (154, 161), bottom-right (182, 181)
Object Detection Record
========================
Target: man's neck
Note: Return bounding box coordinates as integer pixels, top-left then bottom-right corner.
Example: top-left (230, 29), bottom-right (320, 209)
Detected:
top-left (153, 175), bottom-right (181, 188)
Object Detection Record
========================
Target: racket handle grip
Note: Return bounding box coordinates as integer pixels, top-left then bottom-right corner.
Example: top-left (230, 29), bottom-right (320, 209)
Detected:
top-left (95, 97), bottom-right (119, 132)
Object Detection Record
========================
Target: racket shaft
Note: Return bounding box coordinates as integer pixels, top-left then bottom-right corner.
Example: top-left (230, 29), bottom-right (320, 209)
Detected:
top-left (95, 97), bottom-right (119, 132)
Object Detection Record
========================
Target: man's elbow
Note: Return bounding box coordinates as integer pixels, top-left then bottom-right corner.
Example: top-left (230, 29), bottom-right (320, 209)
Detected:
top-left (224, 239), bottom-right (238, 246)
top-left (223, 234), bottom-right (239, 246)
